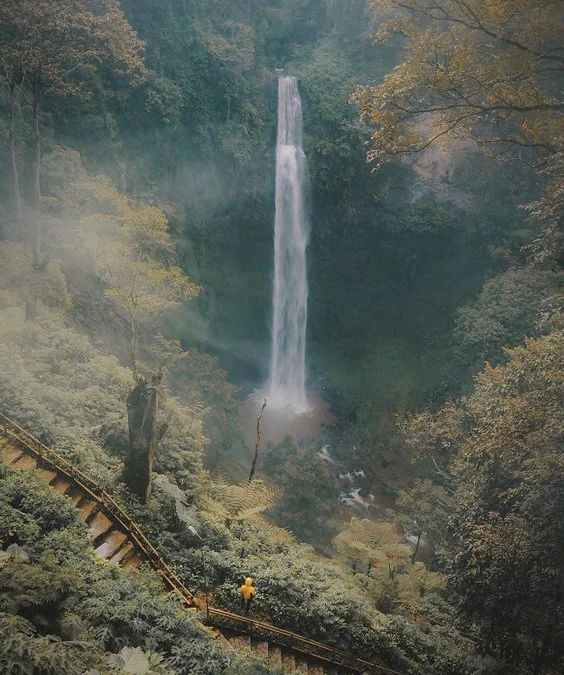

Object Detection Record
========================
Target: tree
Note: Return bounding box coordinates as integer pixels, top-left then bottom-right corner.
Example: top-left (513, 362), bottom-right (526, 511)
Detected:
top-left (415, 330), bottom-right (564, 673)
top-left (124, 372), bottom-right (167, 503)
top-left (355, 0), bottom-right (563, 165)
top-left (398, 323), bottom-right (564, 672)
top-left (72, 175), bottom-right (201, 372)
top-left (0, 53), bottom-right (25, 230)
top-left (262, 437), bottom-right (340, 543)
top-left (248, 399), bottom-right (267, 483)
top-left (452, 267), bottom-right (555, 373)
top-left (353, 0), bottom-right (564, 262)
top-left (146, 336), bottom-right (244, 467)
top-left (333, 517), bottom-right (445, 613)
top-left (333, 517), bottom-right (412, 575)
top-left (0, 0), bottom-right (146, 260)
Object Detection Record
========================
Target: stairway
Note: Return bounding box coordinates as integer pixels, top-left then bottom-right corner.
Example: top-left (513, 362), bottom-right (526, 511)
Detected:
top-left (0, 414), bottom-right (399, 675)
top-left (223, 630), bottom-right (334, 675)
top-left (0, 435), bottom-right (143, 568)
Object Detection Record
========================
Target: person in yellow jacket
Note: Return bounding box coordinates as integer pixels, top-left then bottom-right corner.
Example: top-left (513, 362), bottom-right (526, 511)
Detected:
top-left (240, 577), bottom-right (256, 615)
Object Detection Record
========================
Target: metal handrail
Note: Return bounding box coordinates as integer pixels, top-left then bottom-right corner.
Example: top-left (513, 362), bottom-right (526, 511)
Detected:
top-left (0, 411), bottom-right (195, 606)
top-left (205, 608), bottom-right (382, 671)
top-left (0, 411), bottom-right (407, 675)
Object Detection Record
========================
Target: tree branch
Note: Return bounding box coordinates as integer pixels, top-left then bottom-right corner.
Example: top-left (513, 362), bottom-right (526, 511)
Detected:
top-left (392, 0), bottom-right (564, 64)
top-left (248, 399), bottom-right (267, 483)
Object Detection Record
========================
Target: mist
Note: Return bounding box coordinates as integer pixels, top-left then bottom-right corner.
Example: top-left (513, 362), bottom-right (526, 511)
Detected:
top-left (0, 1), bottom-right (562, 674)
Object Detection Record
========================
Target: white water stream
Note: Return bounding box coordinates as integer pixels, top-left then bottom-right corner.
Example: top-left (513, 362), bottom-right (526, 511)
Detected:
top-left (268, 76), bottom-right (309, 412)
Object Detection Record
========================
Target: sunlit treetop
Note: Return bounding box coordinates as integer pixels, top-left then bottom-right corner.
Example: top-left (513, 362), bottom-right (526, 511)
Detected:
top-left (0, 0), bottom-right (146, 98)
top-left (353, 0), bottom-right (564, 167)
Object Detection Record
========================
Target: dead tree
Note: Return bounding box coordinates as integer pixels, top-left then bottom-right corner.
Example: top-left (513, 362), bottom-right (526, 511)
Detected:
top-left (124, 371), bottom-right (166, 503)
top-left (248, 398), bottom-right (267, 482)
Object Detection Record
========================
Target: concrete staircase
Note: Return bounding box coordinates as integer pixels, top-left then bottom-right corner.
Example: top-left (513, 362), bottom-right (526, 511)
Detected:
top-left (0, 435), bottom-right (143, 568)
top-left (0, 416), bottom-right (396, 675)
top-left (223, 630), bottom-right (337, 675)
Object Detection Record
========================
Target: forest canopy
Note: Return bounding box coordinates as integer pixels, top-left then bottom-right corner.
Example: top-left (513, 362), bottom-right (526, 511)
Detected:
top-left (0, 1), bottom-right (563, 675)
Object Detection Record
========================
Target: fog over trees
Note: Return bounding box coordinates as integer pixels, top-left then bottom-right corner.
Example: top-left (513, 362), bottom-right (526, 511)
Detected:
top-left (0, 1), bottom-right (562, 674)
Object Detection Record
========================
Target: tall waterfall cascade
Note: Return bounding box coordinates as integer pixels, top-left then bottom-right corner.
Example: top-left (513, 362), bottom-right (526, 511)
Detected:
top-left (268, 76), bottom-right (310, 413)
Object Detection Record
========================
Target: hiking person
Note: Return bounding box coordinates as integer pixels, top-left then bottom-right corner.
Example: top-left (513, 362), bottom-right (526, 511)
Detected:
top-left (240, 576), bottom-right (256, 615)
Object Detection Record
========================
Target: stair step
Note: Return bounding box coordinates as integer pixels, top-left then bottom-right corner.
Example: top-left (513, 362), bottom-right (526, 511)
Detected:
top-left (268, 645), bottom-right (282, 669)
top-left (214, 631), bottom-right (233, 651)
top-left (88, 511), bottom-right (113, 541)
top-left (95, 530), bottom-right (128, 558)
top-left (65, 487), bottom-right (84, 506)
top-left (308, 663), bottom-right (324, 675)
top-left (295, 657), bottom-right (309, 674)
top-left (52, 477), bottom-right (72, 494)
top-left (281, 650), bottom-right (296, 673)
top-left (124, 553), bottom-right (143, 569)
top-left (78, 500), bottom-right (99, 522)
top-left (321, 666), bottom-right (338, 675)
top-left (108, 540), bottom-right (135, 564)
top-left (40, 468), bottom-right (58, 484)
top-left (251, 639), bottom-right (269, 658)
top-left (229, 635), bottom-right (252, 652)
top-left (11, 454), bottom-right (38, 470)
top-left (0, 445), bottom-right (24, 465)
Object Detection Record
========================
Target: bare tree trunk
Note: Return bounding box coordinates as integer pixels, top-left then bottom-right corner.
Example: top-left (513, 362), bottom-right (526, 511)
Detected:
top-left (411, 532), bottom-right (422, 564)
top-left (130, 315), bottom-right (138, 375)
top-left (8, 79), bottom-right (24, 231)
top-left (248, 399), bottom-right (267, 482)
top-left (124, 373), bottom-right (166, 503)
top-left (24, 75), bottom-right (43, 322)
top-left (32, 75), bottom-right (42, 265)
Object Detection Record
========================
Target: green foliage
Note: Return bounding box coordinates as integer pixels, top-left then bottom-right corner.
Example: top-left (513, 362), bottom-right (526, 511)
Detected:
top-left (354, 0), bottom-right (563, 269)
top-left (383, 614), bottom-right (485, 675)
top-left (0, 313), bottom-right (131, 484)
top-left (333, 517), bottom-right (445, 613)
top-left (453, 267), bottom-right (557, 373)
top-left (402, 329), bottom-right (564, 672)
top-left (0, 612), bottom-right (102, 675)
top-left (0, 469), bottom-right (232, 675)
top-left (107, 646), bottom-right (173, 675)
top-left (204, 476), bottom-right (281, 522)
top-left (224, 653), bottom-right (278, 675)
top-left (0, 2), bottom-right (555, 673)
top-left (262, 437), bottom-right (340, 543)
top-left (147, 336), bottom-right (245, 465)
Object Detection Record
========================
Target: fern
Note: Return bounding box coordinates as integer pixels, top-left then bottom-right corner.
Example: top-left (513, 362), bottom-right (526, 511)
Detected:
top-left (205, 476), bottom-right (281, 521)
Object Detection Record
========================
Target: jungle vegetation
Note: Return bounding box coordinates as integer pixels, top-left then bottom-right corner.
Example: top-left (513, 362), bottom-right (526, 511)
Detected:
top-left (0, 1), bottom-right (562, 674)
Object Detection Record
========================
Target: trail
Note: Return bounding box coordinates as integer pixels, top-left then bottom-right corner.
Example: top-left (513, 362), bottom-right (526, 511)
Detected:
top-left (0, 412), bottom-right (404, 675)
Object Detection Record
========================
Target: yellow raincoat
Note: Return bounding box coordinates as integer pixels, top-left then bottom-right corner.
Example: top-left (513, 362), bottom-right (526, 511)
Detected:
top-left (240, 577), bottom-right (256, 601)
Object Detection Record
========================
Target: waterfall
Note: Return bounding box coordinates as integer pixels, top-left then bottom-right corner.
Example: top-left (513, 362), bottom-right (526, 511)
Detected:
top-left (268, 76), bottom-right (309, 412)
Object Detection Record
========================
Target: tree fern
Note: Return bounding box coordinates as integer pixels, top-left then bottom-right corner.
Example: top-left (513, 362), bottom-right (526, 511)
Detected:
top-left (333, 517), bottom-right (445, 612)
top-left (205, 476), bottom-right (281, 521)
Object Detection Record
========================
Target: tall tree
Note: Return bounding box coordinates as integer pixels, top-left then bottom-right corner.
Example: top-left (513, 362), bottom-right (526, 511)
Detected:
top-left (403, 329), bottom-right (564, 672)
top-left (449, 330), bottom-right (564, 673)
top-left (353, 0), bottom-right (564, 262)
top-left (66, 174), bottom-right (201, 373)
top-left (0, 56), bottom-right (25, 230)
top-left (0, 0), bottom-right (146, 262)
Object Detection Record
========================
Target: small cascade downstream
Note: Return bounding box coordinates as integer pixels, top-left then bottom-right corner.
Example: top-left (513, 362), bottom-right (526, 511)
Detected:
top-left (268, 76), bottom-right (310, 413)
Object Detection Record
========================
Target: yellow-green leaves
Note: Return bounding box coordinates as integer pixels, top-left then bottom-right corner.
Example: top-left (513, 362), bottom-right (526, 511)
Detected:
top-left (333, 517), bottom-right (445, 611)
top-left (48, 169), bottom-right (201, 371)
top-left (355, 0), bottom-right (564, 166)
top-left (0, 0), bottom-right (146, 100)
